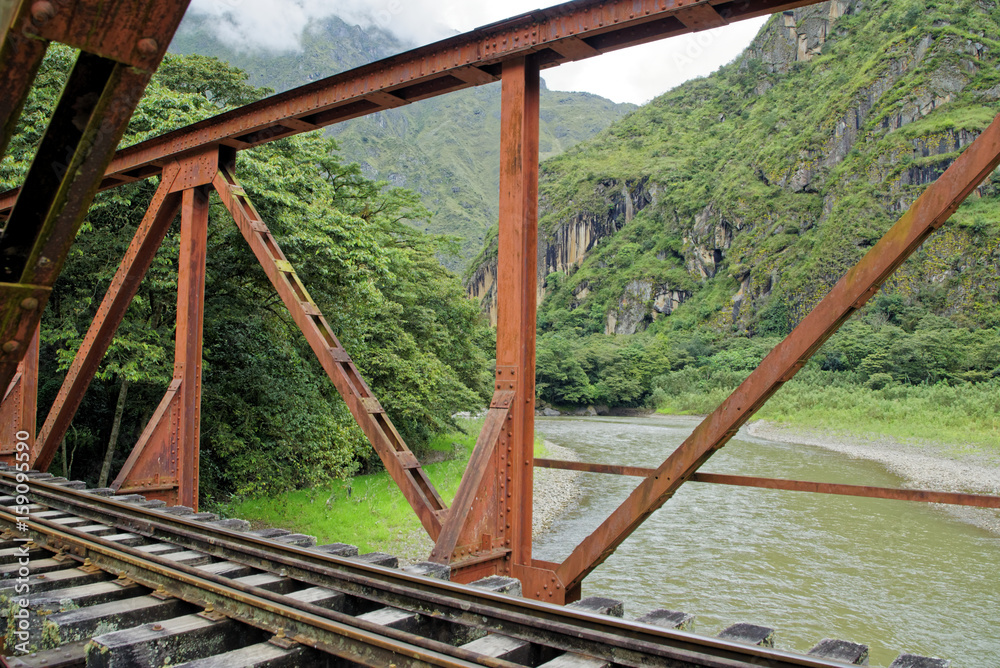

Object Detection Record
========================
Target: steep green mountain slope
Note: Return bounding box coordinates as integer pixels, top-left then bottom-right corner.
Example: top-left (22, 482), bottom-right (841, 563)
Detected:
top-left (170, 15), bottom-right (634, 265)
top-left (467, 0), bottom-right (1000, 407)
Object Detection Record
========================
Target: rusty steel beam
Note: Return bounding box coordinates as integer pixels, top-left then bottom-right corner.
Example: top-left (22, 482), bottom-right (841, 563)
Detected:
top-left (535, 458), bottom-right (655, 478)
top-left (0, 2), bottom-right (49, 165)
top-left (211, 153), bottom-right (446, 539)
top-left (498, 55), bottom-right (541, 580)
top-left (0, 325), bottom-right (38, 463)
top-left (465, 55), bottom-right (568, 601)
top-left (555, 113), bottom-right (1000, 594)
top-left (0, 0), bottom-right (191, 390)
top-left (31, 167), bottom-right (183, 471)
top-left (0, 0), bottom-right (828, 217)
top-left (432, 57), bottom-right (549, 591)
top-left (690, 473), bottom-right (1000, 508)
top-left (534, 459), bottom-right (1000, 508)
top-left (430, 390), bottom-right (513, 565)
top-left (113, 180), bottom-right (210, 508)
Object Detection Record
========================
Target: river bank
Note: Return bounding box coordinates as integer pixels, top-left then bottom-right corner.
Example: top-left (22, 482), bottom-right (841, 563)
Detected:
top-left (232, 413), bottom-right (998, 567)
top-left (743, 419), bottom-right (1000, 535)
top-left (533, 440), bottom-right (583, 537)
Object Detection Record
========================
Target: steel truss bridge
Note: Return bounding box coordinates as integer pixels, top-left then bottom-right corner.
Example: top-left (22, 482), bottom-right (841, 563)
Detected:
top-left (0, 0), bottom-right (998, 633)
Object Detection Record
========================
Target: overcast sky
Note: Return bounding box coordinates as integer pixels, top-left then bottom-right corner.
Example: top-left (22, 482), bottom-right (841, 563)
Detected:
top-left (187, 0), bottom-right (768, 105)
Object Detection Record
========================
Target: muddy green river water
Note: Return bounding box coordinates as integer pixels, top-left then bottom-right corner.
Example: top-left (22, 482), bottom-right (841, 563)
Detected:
top-left (533, 416), bottom-right (1000, 667)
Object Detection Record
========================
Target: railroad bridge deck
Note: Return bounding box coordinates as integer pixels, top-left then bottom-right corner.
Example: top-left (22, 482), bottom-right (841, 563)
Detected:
top-left (0, 468), bottom-right (947, 667)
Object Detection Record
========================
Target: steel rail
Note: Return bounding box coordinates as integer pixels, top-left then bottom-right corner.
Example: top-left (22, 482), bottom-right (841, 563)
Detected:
top-left (0, 0), bottom-right (827, 216)
top-left (0, 472), bottom-right (851, 668)
top-left (533, 459), bottom-right (1000, 508)
top-left (0, 507), bottom-right (513, 668)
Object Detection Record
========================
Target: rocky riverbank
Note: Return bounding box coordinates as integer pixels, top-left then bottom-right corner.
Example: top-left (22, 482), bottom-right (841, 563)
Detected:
top-left (745, 419), bottom-right (1000, 536)
top-left (533, 440), bottom-right (584, 537)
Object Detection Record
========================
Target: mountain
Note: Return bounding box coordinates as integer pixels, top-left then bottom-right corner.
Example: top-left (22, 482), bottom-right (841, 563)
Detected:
top-left (169, 15), bottom-right (635, 267)
top-left (469, 0), bottom-right (1000, 335)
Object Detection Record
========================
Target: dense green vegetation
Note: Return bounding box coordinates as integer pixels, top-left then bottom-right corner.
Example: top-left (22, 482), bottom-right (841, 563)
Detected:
top-left (663, 375), bottom-right (1000, 449)
top-left (1, 48), bottom-right (493, 500)
top-left (170, 14), bottom-right (635, 265)
top-left (537, 290), bottom-right (999, 420)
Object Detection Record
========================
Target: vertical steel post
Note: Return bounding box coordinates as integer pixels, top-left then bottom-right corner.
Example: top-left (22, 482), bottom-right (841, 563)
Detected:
top-left (0, 325), bottom-right (38, 464)
top-left (496, 55), bottom-right (540, 574)
top-left (431, 56), bottom-right (567, 600)
top-left (494, 57), bottom-right (571, 603)
top-left (113, 184), bottom-right (209, 508)
top-left (173, 185), bottom-right (208, 507)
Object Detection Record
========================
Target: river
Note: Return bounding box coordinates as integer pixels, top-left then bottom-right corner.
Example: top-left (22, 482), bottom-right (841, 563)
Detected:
top-left (533, 415), bottom-right (1000, 667)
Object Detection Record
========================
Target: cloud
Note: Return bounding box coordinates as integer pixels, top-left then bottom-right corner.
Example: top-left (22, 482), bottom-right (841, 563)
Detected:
top-left (186, 0), bottom-right (455, 51)
top-left (541, 18), bottom-right (769, 105)
top-left (185, 0), bottom-right (767, 104)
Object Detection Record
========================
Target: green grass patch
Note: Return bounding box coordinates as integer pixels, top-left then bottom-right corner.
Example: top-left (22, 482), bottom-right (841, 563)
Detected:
top-left (657, 380), bottom-right (1000, 454)
top-left (220, 417), bottom-right (552, 559)
top-left (535, 436), bottom-right (551, 458)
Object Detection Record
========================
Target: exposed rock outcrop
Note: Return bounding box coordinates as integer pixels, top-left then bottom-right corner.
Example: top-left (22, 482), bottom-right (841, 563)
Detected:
top-left (540, 177), bottom-right (654, 278)
top-left (605, 280), bottom-right (652, 335)
top-left (653, 288), bottom-right (687, 317)
top-left (684, 203), bottom-right (739, 280)
top-left (747, 0), bottom-right (850, 74)
top-left (771, 32), bottom-right (974, 195)
top-left (466, 178), bottom-right (654, 324)
top-left (605, 280), bottom-right (689, 335)
top-left (466, 257), bottom-right (498, 326)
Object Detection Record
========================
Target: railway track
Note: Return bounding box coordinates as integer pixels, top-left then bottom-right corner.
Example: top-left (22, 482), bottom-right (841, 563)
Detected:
top-left (0, 466), bottom-right (946, 668)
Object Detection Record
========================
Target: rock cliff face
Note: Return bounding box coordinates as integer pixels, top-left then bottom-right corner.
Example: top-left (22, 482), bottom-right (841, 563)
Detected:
top-left (466, 178), bottom-right (654, 324)
top-left (466, 255), bottom-right (499, 327)
top-left (539, 178), bottom-right (654, 278)
top-left (604, 280), bottom-right (688, 335)
top-left (748, 0), bottom-right (850, 75)
top-left (684, 203), bottom-right (739, 280)
top-left (468, 0), bottom-right (1000, 335)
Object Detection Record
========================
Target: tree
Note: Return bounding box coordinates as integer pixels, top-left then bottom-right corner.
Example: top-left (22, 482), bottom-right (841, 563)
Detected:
top-left (536, 335), bottom-right (593, 405)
